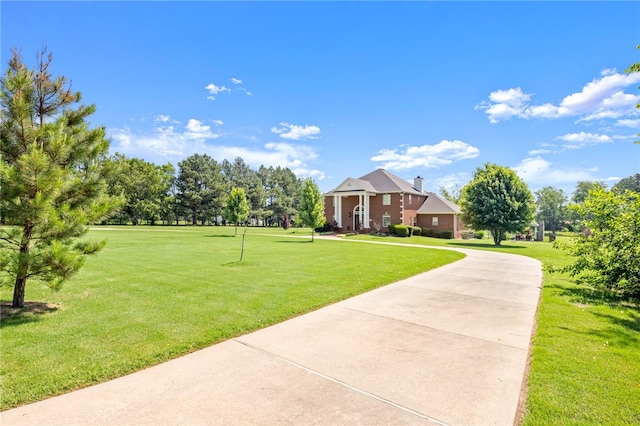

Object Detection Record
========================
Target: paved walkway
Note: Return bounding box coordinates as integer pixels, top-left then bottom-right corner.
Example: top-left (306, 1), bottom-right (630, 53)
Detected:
top-left (2, 242), bottom-right (542, 426)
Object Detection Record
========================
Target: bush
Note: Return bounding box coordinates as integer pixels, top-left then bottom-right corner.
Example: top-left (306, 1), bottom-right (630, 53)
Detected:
top-left (388, 223), bottom-right (397, 235)
top-left (438, 230), bottom-right (453, 239)
top-left (461, 231), bottom-right (474, 239)
top-left (421, 227), bottom-right (436, 237)
top-left (474, 230), bottom-right (485, 239)
top-left (395, 225), bottom-right (409, 237)
top-left (314, 222), bottom-right (332, 233)
top-left (407, 226), bottom-right (413, 237)
top-left (412, 226), bottom-right (422, 236)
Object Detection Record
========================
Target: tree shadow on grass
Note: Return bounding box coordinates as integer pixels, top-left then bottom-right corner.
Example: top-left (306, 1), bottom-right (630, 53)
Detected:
top-left (555, 284), bottom-right (640, 347)
top-left (559, 284), bottom-right (639, 308)
top-left (203, 235), bottom-right (236, 238)
top-left (1, 301), bottom-right (60, 328)
top-left (273, 240), bottom-right (314, 243)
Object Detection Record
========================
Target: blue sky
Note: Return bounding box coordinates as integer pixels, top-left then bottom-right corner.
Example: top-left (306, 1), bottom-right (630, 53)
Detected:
top-left (2, 1), bottom-right (639, 196)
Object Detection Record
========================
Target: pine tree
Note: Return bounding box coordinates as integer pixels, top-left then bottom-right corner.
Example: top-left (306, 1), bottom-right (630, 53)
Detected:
top-left (0, 48), bottom-right (121, 308)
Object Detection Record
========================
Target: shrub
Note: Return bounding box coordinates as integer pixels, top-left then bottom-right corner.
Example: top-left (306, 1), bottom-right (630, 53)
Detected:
top-left (438, 230), bottom-right (453, 239)
top-left (407, 226), bottom-right (413, 237)
top-left (412, 226), bottom-right (422, 236)
top-left (461, 231), bottom-right (474, 239)
top-left (388, 223), bottom-right (397, 235)
top-left (395, 225), bottom-right (409, 237)
top-left (422, 227), bottom-right (436, 237)
top-left (474, 230), bottom-right (485, 239)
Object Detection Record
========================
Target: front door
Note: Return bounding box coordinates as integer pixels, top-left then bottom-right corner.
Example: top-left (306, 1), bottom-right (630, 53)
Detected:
top-left (353, 205), bottom-right (363, 231)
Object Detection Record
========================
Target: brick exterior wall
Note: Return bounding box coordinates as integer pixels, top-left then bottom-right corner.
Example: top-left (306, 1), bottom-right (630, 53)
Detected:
top-left (324, 193), bottom-right (430, 233)
top-left (416, 213), bottom-right (463, 238)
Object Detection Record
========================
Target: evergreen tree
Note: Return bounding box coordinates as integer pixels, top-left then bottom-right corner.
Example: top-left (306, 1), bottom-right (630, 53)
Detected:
top-left (0, 48), bottom-right (121, 308)
top-left (175, 154), bottom-right (224, 225)
top-left (298, 178), bottom-right (325, 242)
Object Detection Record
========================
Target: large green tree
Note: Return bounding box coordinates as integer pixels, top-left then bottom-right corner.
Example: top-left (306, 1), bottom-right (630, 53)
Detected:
top-left (571, 180), bottom-right (606, 204)
top-left (258, 165), bottom-right (303, 226)
top-left (175, 153), bottom-right (225, 225)
top-left (460, 163), bottom-right (535, 246)
top-left (535, 186), bottom-right (567, 231)
top-left (223, 187), bottom-right (249, 236)
top-left (613, 173), bottom-right (640, 194)
top-left (0, 48), bottom-right (121, 308)
top-left (298, 178), bottom-right (325, 242)
top-left (558, 188), bottom-right (640, 300)
top-left (105, 154), bottom-right (174, 225)
top-left (222, 157), bottom-right (265, 222)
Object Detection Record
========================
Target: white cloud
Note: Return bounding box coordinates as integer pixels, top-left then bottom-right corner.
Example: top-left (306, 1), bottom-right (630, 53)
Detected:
top-left (185, 119), bottom-right (218, 140)
top-left (212, 120), bottom-right (224, 126)
top-left (528, 149), bottom-right (551, 155)
top-left (616, 118), bottom-right (640, 128)
top-left (513, 156), bottom-right (596, 185)
top-left (478, 70), bottom-right (640, 123)
top-left (270, 122), bottom-right (321, 140)
top-left (371, 140), bottom-right (480, 170)
top-left (155, 114), bottom-right (171, 123)
top-left (108, 125), bottom-right (324, 179)
top-left (231, 77), bottom-right (242, 84)
top-left (557, 132), bottom-right (612, 149)
top-left (205, 83), bottom-right (231, 100)
top-left (431, 172), bottom-right (470, 191)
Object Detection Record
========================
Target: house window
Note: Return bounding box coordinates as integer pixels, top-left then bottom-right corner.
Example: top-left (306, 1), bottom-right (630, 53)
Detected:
top-left (383, 194), bottom-right (391, 205)
top-left (432, 217), bottom-right (439, 226)
top-left (408, 194), bottom-right (412, 205)
top-left (382, 214), bottom-right (391, 227)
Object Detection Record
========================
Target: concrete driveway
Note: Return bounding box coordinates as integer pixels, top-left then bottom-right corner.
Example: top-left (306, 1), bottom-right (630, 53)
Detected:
top-left (2, 242), bottom-right (542, 426)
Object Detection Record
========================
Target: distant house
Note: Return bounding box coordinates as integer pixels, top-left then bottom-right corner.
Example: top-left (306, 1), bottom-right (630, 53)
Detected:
top-left (323, 169), bottom-right (463, 237)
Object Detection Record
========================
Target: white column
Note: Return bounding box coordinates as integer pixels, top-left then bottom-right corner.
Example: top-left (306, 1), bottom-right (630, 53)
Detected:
top-left (453, 214), bottom-right (457, 238)
top-left (358, 194), bottom-right (363, 230)
top-left (364, 193), bottom-right (370, 229)
top-left (334, 195), bottom-right (342, 227)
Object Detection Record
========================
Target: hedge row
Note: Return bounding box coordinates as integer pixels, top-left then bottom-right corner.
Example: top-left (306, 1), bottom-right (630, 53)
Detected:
top-left (388, 224), bottom-right (453, 239)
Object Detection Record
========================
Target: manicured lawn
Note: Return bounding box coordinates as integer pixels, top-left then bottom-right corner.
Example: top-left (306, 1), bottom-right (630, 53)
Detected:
top-left (346, 233), bottom-right (640, 425)
top-left (0, 226), bottom-right (463, 410)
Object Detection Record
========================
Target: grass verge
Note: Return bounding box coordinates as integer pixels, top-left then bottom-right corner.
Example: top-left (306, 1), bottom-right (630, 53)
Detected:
top-left (0, 226), bottom-right (462, 410)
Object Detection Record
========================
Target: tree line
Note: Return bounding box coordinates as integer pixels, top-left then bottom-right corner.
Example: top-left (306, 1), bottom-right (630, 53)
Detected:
top-left (102, 153), bottom-right (308, 227)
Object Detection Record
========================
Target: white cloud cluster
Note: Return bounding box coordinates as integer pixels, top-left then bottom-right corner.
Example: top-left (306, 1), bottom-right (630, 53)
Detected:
top-left (109, 118), bottom-right (324, 180)
top-left (477, 70), bottom-right (640, 124)
top-left (557, 132), bottom-right (612, 149)
top-left (184, 119), bottom-right (217, 140)
top-left (371, 140), bottom-right (480, 170)
top-left (204, 83), bottom-right (231, 100)
top-left (271, 122), bottom-right (321, 140)
top-left (205, 78), bottom-right (252, 100)
top-left (513, 156), bottom-right (597, 185)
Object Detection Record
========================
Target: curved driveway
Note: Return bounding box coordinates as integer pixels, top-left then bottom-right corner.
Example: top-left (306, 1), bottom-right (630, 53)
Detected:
top-left (2, 241), bottom-right (542, 426)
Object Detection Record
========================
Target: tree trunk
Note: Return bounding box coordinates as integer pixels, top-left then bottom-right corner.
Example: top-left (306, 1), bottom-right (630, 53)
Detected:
top-left (12, 276), bottom-right (27, 308)
top-left (13, 223), bottom-right (33, 308)
top-left (492, 228), bottom-right (502, 246)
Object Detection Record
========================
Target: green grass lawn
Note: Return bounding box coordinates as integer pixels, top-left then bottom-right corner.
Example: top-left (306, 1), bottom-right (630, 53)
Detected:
top-left (0, 226), bottom-right (463, 410)
top-left (346, 233), bottom-right (640, 425)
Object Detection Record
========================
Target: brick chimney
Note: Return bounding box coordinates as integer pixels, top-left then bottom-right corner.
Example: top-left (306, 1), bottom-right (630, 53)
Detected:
top-left (414, 176), bottom-right (424, 193)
